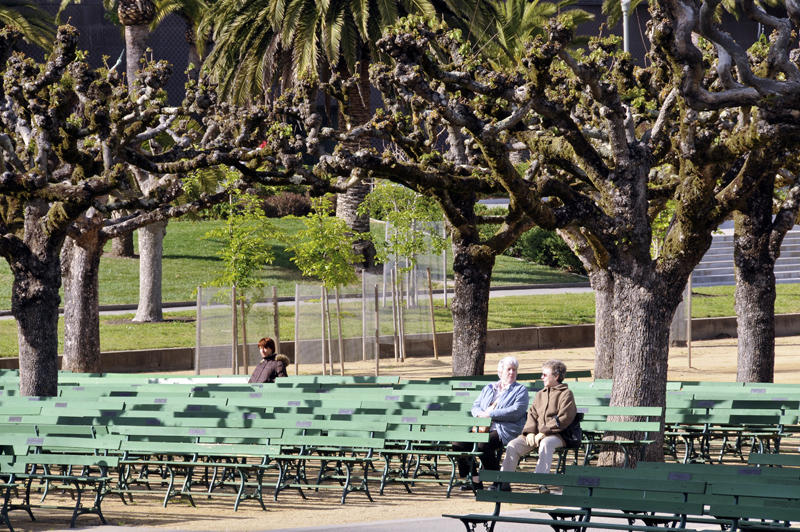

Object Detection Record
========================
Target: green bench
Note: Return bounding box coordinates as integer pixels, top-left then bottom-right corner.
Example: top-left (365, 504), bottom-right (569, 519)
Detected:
top-left (664, 409), bottom-right (796, 463)
top-left (0, 458), bottom-right (22, 532)
top-left (707, 481), bottom-right (800, 531)
top-left (270, 430), bottom-right (386, 504)
top-left (578, 420), bottom-right (661, 467)
top-left (443, 469), bottom-right (705, 532)
top-left (1, 436), bottom-right (121, 529)
top-left (115, 438), bottom-right (276, 510)
top-left (748, 452), bottom-right (800, 468)
top-left (379, 423), bottom-right (490, 497)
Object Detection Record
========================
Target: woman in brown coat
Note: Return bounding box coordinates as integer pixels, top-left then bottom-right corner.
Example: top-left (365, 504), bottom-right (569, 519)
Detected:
top-left (500, 359), bottom-right (577, 478)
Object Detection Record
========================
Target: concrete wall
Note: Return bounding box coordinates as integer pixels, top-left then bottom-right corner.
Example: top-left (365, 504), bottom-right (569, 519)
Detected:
top-left (0, 348), bottom-right (193, 371)
top-left (1, 314), bottom-right (798, 372)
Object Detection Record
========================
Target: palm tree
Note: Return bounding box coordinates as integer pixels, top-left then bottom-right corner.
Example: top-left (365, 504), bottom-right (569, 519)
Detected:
top-left (200, 0), bottom-right (499, 269)
top-left (151, 0), bottom-right (209, 78)
top-left (483, 0), bottom-right (590, 69)
top-left (1, 0), bottom-right (56, 52)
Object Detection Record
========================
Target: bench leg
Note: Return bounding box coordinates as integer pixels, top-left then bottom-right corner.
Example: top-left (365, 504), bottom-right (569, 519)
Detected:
top-left (274, 460), bottom-right (307, 502)
top-left (1, 481), bottom-right (14, 532)
top-left (339, 463), bottom-right (353, 504)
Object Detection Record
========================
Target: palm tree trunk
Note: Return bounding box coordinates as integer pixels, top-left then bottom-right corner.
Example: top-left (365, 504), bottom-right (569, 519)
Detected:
top-left (335, 55), bottom-right (375, 270)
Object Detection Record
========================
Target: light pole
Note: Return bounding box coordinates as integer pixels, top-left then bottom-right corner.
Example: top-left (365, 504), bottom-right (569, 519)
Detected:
top-left (621, 0), bottom-right (631, 53)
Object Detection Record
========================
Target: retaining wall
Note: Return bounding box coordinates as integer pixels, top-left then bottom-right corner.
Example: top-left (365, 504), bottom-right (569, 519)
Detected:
top-left (1, 314), bottom-right (798, 371)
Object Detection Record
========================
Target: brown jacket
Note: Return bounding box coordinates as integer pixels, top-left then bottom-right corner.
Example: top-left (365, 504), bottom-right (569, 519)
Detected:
top-left (522, 383), bottom-right (577, 442)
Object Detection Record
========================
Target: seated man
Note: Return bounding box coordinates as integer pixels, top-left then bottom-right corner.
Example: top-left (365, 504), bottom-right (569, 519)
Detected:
top-left (453, 356), bottom-right (529, 490)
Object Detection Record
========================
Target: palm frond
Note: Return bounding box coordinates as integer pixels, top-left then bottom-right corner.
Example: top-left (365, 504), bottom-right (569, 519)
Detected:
top-left (349, 0), bottom-right (369, 38)
top-left (293, 1), bottom-right (321, 79)
top-left (0, 0), bottom-right (56, 51)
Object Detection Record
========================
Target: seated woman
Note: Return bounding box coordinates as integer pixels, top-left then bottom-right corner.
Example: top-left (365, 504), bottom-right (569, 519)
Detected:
top-left (248, 337), bottom-right (289, 383)
top-left (453, 356), bottom-right (529, 490)
top-left (499, 359), bottom-right (576, 488)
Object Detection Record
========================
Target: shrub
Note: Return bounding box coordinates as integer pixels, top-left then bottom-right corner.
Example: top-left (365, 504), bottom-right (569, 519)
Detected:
top-left (263, 192), bottom-right (311, 217)
top-left (512, 227), bottom-right (585, 274)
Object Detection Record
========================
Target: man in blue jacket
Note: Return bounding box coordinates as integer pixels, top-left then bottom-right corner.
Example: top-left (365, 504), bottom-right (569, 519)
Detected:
top-left (453, 356), bottom-right (529, 490)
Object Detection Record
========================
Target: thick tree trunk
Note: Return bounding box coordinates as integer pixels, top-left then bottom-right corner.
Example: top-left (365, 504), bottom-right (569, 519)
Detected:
top-left (734, 177), bottom-right (776, 383)
top-left (557, 227), bottom-right (615, 379)
top-left (450, 238), bottom-right (495, 376)
top-left (605, 274), bottom-right (681, 464)
top-left (133, 220), bottom-right (166, 322)
top-left (15, 280), bottom-right (60, 397)
top-left (13, 200), bottom-right (63, 396)
top-left (61, 213), bottom-right (106, 372)
top-left (110, 225), bottom-right (134, 257)
top-left (590, 269), bottom-right (615, 379)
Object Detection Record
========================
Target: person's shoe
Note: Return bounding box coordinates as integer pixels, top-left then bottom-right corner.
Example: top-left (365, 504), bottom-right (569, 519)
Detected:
top-left (460, 481), bottom-right (483, 491)
top-left (489, 482), bottom-right (512, 492)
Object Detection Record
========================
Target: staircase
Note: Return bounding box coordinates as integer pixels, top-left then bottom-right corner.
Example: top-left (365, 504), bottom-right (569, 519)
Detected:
top-left (692, 226), bottom-right (800, 287)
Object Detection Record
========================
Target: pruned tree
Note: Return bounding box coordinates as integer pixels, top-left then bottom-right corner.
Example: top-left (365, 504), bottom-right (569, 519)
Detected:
top-left (651, 0), bottom-right (800, 384)
top-left (0, 25), bottom-right (335, 394)
top-left (733, 166), bottom-right (800, 382)
top-left (316, 11), bottom-right (800, 461)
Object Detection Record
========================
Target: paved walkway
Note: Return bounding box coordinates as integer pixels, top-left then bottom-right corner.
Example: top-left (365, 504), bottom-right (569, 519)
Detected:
top-left (54, 511), bottom-right (715, 531)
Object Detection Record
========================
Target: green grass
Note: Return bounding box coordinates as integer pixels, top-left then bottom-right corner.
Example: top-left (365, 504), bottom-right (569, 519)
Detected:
top-left (691, 284), bottom-right (800, 317)
top-left (3, 218), bottom-right (798, 357)
top-left (0, 218), bottom-right (585, 311)
top-left (2, 285), bottom-right (799, 356)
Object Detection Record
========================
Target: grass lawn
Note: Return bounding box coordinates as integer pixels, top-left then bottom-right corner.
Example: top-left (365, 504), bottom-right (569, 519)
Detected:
top-left (2, 218), bottom-right (798, 357)
top-left (0, 218), bottom-right (586, 311)
top-left (1, 284), bottom-right (799, 356)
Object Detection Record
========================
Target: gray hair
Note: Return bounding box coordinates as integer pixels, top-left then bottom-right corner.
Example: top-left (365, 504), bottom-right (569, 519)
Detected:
top-left (497, 356), bottom-right (519, 374)
top-left (543, 359), bottom-right (567, 383)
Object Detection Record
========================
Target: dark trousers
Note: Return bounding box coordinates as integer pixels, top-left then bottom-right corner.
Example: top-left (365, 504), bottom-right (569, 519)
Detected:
top-left (454, 430), bottom-right (503, 478)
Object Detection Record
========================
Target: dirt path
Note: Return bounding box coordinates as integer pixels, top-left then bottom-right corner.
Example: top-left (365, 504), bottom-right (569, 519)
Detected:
top-left (12, 335), bottom-right (800, 531)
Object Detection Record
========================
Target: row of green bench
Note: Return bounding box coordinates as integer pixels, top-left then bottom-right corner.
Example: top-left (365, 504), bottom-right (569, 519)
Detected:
top-left (446, 453), bottom-right (800, 531)
top-left (3, 380), bottom-right (794, 469)
top-left (0, 408), bottom-right (496, 530)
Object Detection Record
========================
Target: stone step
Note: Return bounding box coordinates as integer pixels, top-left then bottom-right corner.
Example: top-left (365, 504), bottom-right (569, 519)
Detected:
top-left (694, 261), bottom-right (800, 275)
top-left (692, 227), bottom-right (800, 287)
top-left (693, 271), bottom-right (800, 286)
top-left (704, 241), bottom-right (800, 254)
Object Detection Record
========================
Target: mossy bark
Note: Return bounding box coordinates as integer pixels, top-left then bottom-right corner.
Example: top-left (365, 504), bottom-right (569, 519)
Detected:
top-left (12, 199), bottom-right (64, 396)
top-left (734, 176), bottom-right (776, 383)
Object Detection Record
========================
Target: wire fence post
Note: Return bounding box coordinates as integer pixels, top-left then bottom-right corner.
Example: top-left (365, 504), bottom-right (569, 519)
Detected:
top-left (335, 286), bottom-right (345, 376)
top-left (374, 284), bottom-right (380, 377)
top-left (294, 284), bottom-right (299, 375)
top-left (426, 267), bottom-right (439, 360)
top-left (391, 268), bottom-right (399, 362)
top-left (362, 275), bottom-right (367, 361)
top-left (231, 285), bottom-right (238, 375)
top-left (320, 285), bottom-right (327, 375)
top-left (195, 285), bottom-right (201, 375)
top-left (324, 286), bottom-right (335, 375)
top-left (272, 286), bottom-right (280, 354)
top-left (240, 298), bottom-right (248, 375)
